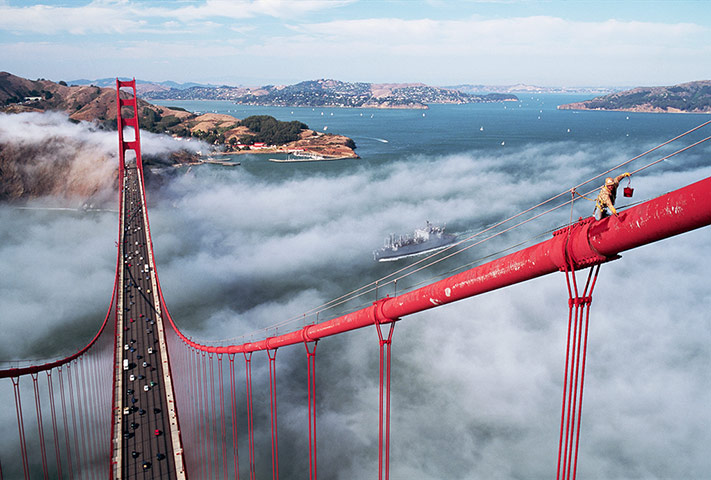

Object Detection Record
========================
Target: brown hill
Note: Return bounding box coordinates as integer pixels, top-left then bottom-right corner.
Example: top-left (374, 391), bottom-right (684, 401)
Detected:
top-left (558, 80), bottom-right (711, 113)
top-left (1, 72), bottom-right (358, 158)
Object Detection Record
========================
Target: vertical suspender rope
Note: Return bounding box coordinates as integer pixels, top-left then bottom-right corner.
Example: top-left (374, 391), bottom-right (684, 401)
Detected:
top-left (267, 348), bottom-right (280, 480)
top-left (202, 351), bottom-right (213, 480)
top-left (244, 352), bottom-right (256, 480)
top-left (196, 349), bottom-right (206, 480)
top-left (209, 352), bottom-right (219, 478)
top-left (229, 353), bottom-right (240, 480)
top-left (12, 377), bottom-right (30, 480)
top-left (58, 366), bottom-right (74, 480)
top-left (85, 356), bottom-right (101, 480)
top-left (556, 260), bottom-right (600, 480)
top-left (194, 350), bottom-right (204, 480)
top-left (571, 266), bottom-right (599, 480)
top-left (375, 321), bottom-right (395, 480)
top-left (76, 357), bottom-right (94, 480)
top-left (304, 340), bottom-right (318, 480)
top-left (31, 373), bottom-right (50, 480)
top-left (92, 354), bottom-right (106, 473)
top-left (218, 353), bottom-right (228, 480)
top-left (66, 363), bottom-right (83, 479)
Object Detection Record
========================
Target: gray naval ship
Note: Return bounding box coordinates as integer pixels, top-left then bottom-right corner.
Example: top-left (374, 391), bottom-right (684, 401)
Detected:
top-left (374, 221), bottom-right (457, 262)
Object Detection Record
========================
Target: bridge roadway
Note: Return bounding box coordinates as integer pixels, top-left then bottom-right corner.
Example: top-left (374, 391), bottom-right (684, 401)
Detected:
top-left (112, 162), bottom-right (185, 478)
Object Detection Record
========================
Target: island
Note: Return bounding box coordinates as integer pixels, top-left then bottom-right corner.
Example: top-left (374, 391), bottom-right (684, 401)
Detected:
top-left (557, 80), bottom-right (711, 114)
top-left (140, 78), bottom-right (518, 109)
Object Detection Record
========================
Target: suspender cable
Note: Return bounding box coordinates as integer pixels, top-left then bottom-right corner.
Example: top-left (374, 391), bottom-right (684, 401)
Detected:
top-left (375, 318), bottom-right (395, 480)
top-left (268, 348), bottom-right (280, 480)
top-left (209, 352), bottom-right (219, 478)
top-left (229, 354), bottom-right (240, 480)
top-left (557, 264), bottom-right (599, 480)
top-left (76, 358), bottom-right (93, 480)
top-left (218, 354), bottom-right (228, 480)
top-left (58, 367), bottom-right (74, 480)
top-left (202, 351), bottom-right (213, 480)
top-left (31, 373), bottom-right (50, 480)
top-left (12, 377), bottom-right (30, 480)
top-left (66, 364), bottom-right (83, 479)
top-left (46, 371), bottom-right (63, 480)
top-left (571, 266), bottom-right (599, 480)
top-left (244, 352), bottom-right (256, 480)
top-left (304, 340), bottom-right (318, 480)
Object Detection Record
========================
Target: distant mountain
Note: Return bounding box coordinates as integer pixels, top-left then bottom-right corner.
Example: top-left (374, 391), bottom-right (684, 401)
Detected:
top-left (447, 84), bottom-right (621, 95)
top-left (557, 80), bottom-right (711, 113)
top-left (141, 78), bottom-right (518, 108)
top-left (67, 77), bottom-right (219, 91)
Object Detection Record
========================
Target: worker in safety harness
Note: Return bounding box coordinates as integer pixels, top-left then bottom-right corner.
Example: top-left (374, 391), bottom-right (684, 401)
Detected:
top-left (594, 172), bottom-right (631, 219)
top-left (571, 172), bottom-right (632, 220)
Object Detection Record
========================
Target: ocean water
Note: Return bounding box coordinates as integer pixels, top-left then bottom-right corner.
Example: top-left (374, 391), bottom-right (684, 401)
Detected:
top-left (1, 98), bottom-right (710, 478)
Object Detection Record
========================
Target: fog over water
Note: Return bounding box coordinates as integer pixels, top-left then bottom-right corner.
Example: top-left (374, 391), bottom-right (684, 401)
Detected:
top-left (1, 100), bottom-right (710, 478)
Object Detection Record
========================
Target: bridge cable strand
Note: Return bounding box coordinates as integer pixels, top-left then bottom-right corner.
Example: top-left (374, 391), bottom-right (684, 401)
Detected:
top-left (375, 320), bottom-right (395, 480)
top-left (202, 351), bottom-right (213, 480)
top-left (31, 373), bottom-right (50, 479)
top-left (218, 353), bottom-right (229, 480)
top-left (45, 371), bottom-right (64, 480)
top-left (228, 354), bottom-right (240, 480)
top-left (209, 352), bottom-right (219, 478)
top-left (58, 367), bottom-right (75, 479)
top-left (304, 340), bottom-right (319, 480)
top-left (66, 364), bottom-right (83, 479)
top-left (268, 348), bottom-right (280, 480)
top-left (12, 377), bottom-right (30, 480)
top-left (556, 263), bottom-right (600, 480)
top-left (244, 352), bottom-right (257, 480)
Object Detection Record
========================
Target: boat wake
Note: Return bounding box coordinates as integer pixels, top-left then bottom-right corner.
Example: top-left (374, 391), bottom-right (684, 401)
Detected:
top-left (357, 136), bottom-right (389, 143)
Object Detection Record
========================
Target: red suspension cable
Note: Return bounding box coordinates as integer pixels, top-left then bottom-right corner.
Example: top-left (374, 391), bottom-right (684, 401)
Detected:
top-left (268, 348), bottom-right (280, 480)
top-left (556, 264), bottom-right (600, 480)
top-left (218, 354), bottom-right (228, 480)
top-left (203, 351), bottom-right (213, 480)
top-left (304, 340), bottom-right (318, 480)
top-left (244, 352), bottom-right (256, 480)
top-left (31, 373), bottom-right (50, 479)
top-left (46, 371), bottom-right (64, 480)
top-left (12, 377), bottom-right (30, 480)
top-left (375, 316), bottom-right (396, 480)
top-left (66, 364), bottom-right (83, 478)
top-left (229, 354), bottom-right (240, 480)
top-left (58, 367), bottom-right (74, 479)
top-left (209, 352), bottom-right (219, 478)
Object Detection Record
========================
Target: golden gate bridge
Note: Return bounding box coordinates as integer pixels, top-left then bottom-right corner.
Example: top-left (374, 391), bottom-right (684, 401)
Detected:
top-left (1, 79), bottom-right (710, 479)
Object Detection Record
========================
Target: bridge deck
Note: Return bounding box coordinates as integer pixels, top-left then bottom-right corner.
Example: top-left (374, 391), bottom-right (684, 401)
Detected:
top-left (113, 163), bottom-right (185, 478)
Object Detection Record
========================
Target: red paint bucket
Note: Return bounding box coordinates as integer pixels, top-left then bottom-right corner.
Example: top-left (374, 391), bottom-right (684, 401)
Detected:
top-left (623, 186), bottom-right (634, 197)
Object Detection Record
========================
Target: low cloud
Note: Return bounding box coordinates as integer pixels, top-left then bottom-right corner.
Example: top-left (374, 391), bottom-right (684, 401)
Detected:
top-left (1, 133), bottom-right (709, 477)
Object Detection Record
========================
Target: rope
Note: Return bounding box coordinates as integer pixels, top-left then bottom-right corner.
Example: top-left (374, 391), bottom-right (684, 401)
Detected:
top-left (268, 349), bottom-right (280, 480)
top-left (244, 352), bottom-right (256, 480)
top-left (31, 373), bottom-right (49, 479)
top-left (218, 354), bottom-right (228, 480)
top-left (229, 354), bottom-right (240, 480)
top-left (12, 377), bottom-right (30, 480)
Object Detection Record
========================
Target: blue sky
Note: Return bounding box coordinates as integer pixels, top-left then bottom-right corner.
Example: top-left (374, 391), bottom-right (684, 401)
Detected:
top-left (1, 0), bottom-right (710, 87)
